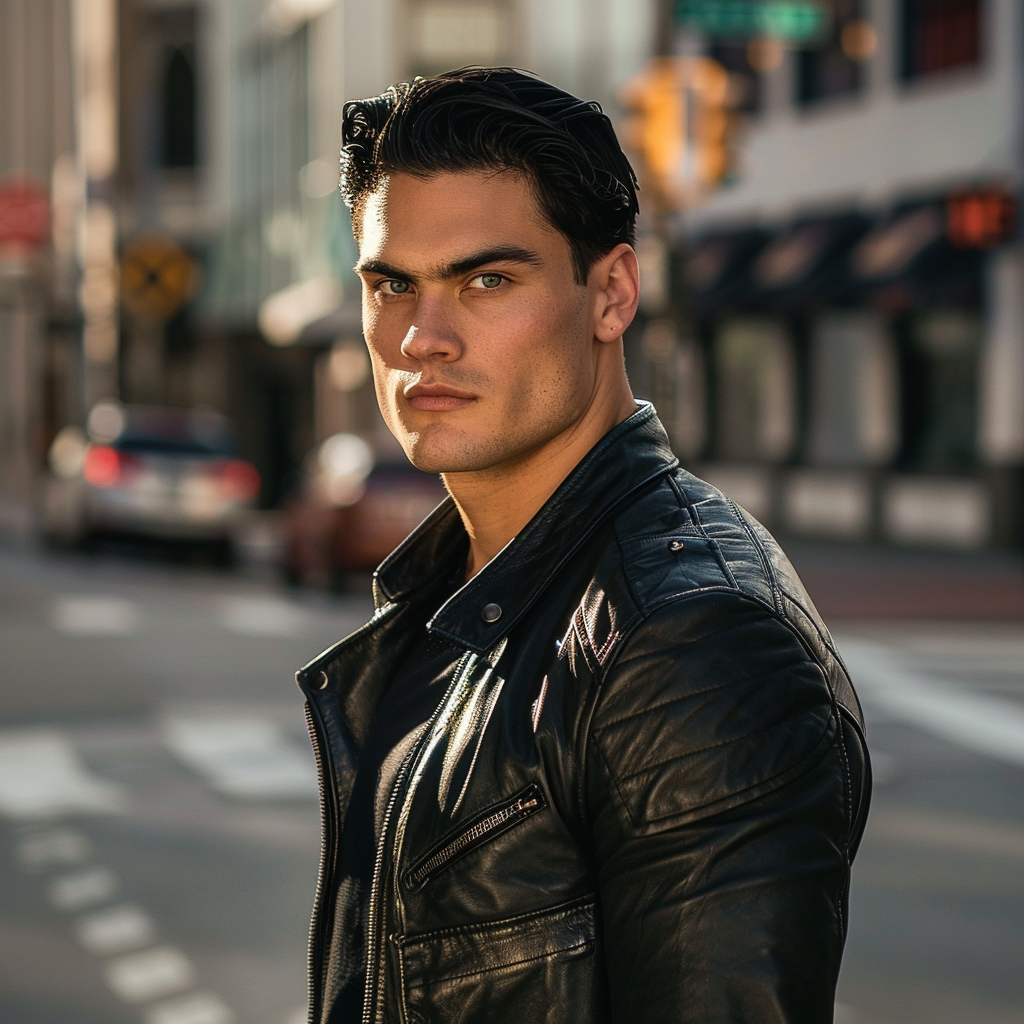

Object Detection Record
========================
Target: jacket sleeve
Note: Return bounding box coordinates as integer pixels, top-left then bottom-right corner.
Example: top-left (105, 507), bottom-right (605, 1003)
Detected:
top-left (584, 592), bottom-right (861, 1023)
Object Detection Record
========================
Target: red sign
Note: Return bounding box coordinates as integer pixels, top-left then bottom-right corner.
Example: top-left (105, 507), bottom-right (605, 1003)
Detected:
top-left (947, 189), bottom-right (1017, 249)
top-left (0, 179), bottom-right (51, 250)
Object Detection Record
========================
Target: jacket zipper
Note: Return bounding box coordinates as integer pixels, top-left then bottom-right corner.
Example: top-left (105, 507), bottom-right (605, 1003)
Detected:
top-left (405, 784), bottom-right (546, 890)
top-left (361, 652), bottom-right (472, 1024)
top-left (303, 700), bottom-right (337, 1024)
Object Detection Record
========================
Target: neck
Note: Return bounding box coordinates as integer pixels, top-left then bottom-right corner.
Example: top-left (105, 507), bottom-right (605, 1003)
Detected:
top-left (443, 368), bottom-right (636, 580)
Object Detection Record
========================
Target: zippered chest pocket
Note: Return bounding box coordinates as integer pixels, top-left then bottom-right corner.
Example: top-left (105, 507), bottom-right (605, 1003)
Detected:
top-left (404, 784), bottom-right (547, 891)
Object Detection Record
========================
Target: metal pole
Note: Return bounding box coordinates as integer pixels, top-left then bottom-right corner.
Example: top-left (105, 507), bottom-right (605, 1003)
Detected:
top-left (72, 0), bottom-right (120, 407)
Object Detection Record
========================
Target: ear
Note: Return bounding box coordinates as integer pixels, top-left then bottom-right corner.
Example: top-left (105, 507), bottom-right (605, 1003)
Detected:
top-left (591, 243), bottom-right (640, 344)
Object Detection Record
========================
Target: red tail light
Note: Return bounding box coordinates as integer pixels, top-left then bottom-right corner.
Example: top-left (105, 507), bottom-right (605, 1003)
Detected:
top-left (82, 445), bottom-right (123, 488)
top-left (220, 460), bottom-right (261, 501)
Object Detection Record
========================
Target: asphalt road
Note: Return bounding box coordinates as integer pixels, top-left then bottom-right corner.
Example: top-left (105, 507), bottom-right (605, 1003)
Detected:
top-left (1, 545), bottom-right (1022, 1024)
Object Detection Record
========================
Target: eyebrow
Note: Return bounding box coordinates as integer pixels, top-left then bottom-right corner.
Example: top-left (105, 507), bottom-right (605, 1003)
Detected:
top-left (354, 244), bottom-right (544, 282)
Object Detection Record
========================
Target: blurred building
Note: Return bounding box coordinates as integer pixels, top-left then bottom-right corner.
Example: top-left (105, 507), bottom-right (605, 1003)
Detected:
top-left (0, 0), bottom-right (657, 523)
top-left (662, 0), bottom-right (1024, 549)
top-left (9, 0), bottom-right (1018, 553)
top-left (0, 1), bottom-right (78, 537)
top-left (115, 0), bottom-right (657, 505)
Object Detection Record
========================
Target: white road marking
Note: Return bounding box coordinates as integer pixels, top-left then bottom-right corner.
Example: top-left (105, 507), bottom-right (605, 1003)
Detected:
top-left (163, 716), bottom-right (318, 799)
top-left (104, 945), bottom-right (196, 1002)
top-left (77, 903), bottom-right (157, 955)
top-left (51, 596), bottom-right (139, 636)
top-left (145, 993), bottom-right (236, 1024)
top-left (48, 867), bottom-right (118, 911)
top-left (0, 729), bottom-right (126, 819)
top-left (217, 596), bottom-right (310, 637)
top-left (0, 724), bottom-right (242, 1024)
top-left (842, 641), bottom-right (1024, 767)
top-left (17, 827), bottom-right (92, 869)
top-left (869, 808), bottom-right (1024, 860)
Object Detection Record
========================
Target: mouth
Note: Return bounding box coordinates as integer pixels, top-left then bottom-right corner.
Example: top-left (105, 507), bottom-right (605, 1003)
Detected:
top-left (404, 382), bottom-right (476, 413)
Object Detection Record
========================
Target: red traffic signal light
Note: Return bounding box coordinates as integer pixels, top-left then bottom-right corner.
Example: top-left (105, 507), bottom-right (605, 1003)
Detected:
top-left (947, 189), bottom-right (1017, 249)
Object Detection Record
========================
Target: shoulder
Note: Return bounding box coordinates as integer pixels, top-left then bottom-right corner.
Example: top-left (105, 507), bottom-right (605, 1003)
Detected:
top-left (584, 590), bottom-right (839, 827)
top-left (565, 470), bottom-right (866, 830)
top-left (573, 467), bottom-right (857, 712)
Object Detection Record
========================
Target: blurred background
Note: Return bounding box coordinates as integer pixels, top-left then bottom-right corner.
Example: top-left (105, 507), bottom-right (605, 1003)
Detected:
top-left (2, 0), bottom-right (1024, 1022)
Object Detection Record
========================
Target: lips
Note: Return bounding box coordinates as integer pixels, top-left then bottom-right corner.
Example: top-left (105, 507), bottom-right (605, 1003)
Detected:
top-left (404, 382), bottom-right (476, 412)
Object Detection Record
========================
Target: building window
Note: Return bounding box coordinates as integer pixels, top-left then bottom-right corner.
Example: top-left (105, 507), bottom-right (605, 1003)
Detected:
top-left (797, 0), bottom-right (866, 105)
top-left (899, 309), bottom-right (981, 471)
top-left (806, 311), bottom-right (899, 467)
top-left (713, 318), bottom-right (797, 463)
top-left (901, 0), bottom-right (982, 80)
top-left (161, 42), bottom-right (197, 169)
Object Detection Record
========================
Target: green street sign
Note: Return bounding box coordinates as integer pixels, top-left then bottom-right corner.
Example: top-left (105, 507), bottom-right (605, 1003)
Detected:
top-left (674, 0), bottom-right (828, 42)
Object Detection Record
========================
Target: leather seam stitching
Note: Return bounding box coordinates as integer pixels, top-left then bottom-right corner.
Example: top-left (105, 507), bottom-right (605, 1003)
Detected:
top-left (670, 475), bottom-right (711, 540)
top-left (398, 896), bottom-right (595, 946)
top-left (612, 725), bottom-right (836, 826)
top-left (725, 495), bottom-right (784, 614)
top-left (609, 714), bottom-right (831, 783)
top-left (406, 937), bottom-right (594, 987)
top-left (593, 660), bottom-right (805, 731)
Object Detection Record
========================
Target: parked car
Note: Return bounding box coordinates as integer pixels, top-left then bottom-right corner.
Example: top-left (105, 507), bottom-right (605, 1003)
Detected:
top-left (281, 432), bottom-right (447, 589)
top-left (42, 402), bottom-right (260, 561)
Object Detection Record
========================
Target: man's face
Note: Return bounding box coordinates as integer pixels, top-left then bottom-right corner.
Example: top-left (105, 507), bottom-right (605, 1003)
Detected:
top-left (354, 170), bottom-right (600, 475)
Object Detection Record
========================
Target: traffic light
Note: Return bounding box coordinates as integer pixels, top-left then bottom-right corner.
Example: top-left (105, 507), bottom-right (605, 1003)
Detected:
top-left (622, 56), bottom-right (732, 210)
top-left (947, 189), bottom-right (1017, 249)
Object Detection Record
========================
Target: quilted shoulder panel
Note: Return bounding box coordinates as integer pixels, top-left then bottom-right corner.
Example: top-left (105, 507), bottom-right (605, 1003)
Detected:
top-left (589, 592), bottom-right (835, 830)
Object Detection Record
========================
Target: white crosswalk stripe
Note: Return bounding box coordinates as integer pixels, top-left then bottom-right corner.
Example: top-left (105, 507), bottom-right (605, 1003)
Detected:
top-left (0, 729), bottom-right (127, 818)
top-left (104, 945), bottom-right (196, 1002)
top-left (51, 596), bottom-right (140, 636)
top-left (145, 992), bottom-right (236, 1024)
top-left (16, 826), bottom-right (93, 869)
top-left (842, 639), bottom-right (1024, 767)
top-left (162, 715), bottom-right (318, 799)
top-left (216, 596), bottom-right (312, 637)
top-left (77, 903), bottom-right (157, 955)
top-left (48, 866), bottom-right (118, 911)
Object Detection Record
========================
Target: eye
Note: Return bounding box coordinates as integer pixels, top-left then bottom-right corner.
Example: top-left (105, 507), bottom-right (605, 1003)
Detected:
top-left (379, 279), bottom-right (411, 295)
top-left (470, 273), bottom-right (505, 290)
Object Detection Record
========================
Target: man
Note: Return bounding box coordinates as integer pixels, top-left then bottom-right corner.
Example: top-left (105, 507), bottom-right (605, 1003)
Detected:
top-left (296, 68), bottom-right (870, 1024)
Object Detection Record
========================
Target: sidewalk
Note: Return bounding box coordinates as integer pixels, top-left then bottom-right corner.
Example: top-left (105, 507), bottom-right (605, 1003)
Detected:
top-left (782, 540), bottom-right (1024, 620)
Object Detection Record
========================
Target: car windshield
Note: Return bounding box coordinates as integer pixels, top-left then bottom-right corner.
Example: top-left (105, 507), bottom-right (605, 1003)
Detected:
top-left (115, 434), bottom-right (236, 457)
top-left (108, 408), bottom-right (239, 457)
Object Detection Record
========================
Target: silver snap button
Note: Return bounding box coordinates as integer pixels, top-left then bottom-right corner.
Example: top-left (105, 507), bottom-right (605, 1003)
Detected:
top-left (481, 602), bottom-right (502, 623)
top-left (317, 670), bottom-right (330, 690)
top-left (668, 539), bottom-right (685, 552)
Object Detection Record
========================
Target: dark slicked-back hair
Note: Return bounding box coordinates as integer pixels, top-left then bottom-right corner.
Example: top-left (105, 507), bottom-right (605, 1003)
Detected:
top-left (340, 67), bottom-right (640, 284)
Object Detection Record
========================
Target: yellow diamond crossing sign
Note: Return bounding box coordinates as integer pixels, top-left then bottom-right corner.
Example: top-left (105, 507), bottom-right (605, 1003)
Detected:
top-left (120, 234), bottom-right (196, 322)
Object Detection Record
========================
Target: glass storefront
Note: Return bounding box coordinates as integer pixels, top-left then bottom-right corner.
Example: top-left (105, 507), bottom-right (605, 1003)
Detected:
top-left (807, 310), bottom-right (899, 467)
top-left (677, 193), bottom-right (1016, 546)
top-left (713, 317), bottom-right (797, 463)
top-left (900, 308), bottom-right (982, 472)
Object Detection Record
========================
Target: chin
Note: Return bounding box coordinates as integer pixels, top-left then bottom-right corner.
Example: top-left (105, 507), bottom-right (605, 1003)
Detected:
top-left (400, 424), bottom-right (514, 475)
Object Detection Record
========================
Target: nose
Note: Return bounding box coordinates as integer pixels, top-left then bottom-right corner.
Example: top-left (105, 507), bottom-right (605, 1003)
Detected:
top-left (400, 296), bottom-right (463, 363)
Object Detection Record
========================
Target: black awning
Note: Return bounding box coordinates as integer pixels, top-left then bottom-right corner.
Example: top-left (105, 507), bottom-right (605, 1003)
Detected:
top-left (749, 213), bottom-right (870, 304)
top-left (848, 203), bottom-right (946, 284)
top-left (841, 199), bottom-right (985, 307)
top-left (676, 227), bottom-right (771, 314)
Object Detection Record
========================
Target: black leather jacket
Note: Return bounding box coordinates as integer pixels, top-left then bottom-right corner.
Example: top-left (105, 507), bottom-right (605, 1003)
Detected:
top-left (297, 404), bottom-right (871, 1024)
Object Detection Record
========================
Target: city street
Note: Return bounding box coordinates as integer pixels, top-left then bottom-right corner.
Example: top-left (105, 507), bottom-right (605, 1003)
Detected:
top-left (1, 545), bottom-right (1023, 1024)
top-left (0, 546), bottom-right (370, 1024)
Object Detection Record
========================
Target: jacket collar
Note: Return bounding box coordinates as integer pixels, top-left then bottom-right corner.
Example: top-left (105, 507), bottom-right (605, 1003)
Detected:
top-left (374, 402), bottom-right (678, 654)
